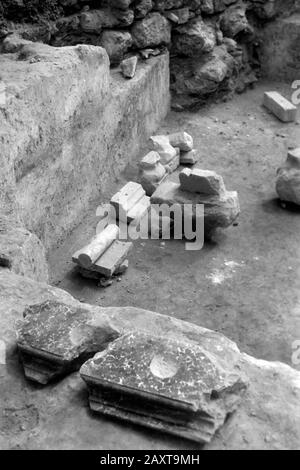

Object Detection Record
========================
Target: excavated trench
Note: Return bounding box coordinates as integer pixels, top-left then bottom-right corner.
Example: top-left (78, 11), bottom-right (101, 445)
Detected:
top-left (0, 0), bottom-right (300, 451)
top-left (49, 80), bottom-right (300, 367)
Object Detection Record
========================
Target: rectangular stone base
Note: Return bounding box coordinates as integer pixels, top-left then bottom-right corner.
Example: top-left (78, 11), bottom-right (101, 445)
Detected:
top-left (263, 91), bottom-right (297, 122)
top-left (76, 240), bottom-right (132, 278)
top-left (89, 399), bottom-right (215, 444)
top-left (259, 14), bottom-right (300, 81)
top-left (80, 331), bottom-right (247, 444)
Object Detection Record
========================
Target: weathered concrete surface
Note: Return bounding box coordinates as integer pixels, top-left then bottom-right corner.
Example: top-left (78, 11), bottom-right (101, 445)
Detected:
top-left (1, 270), bottom-right (300, 449)
top-left (0, 209), bottom-right (48, 282)
top-left (0, 39), bottom-right (169, 250)
top-left (259, 14), bottom-right (300, 81)
top-left (179, 168), bottom-right (226, 196)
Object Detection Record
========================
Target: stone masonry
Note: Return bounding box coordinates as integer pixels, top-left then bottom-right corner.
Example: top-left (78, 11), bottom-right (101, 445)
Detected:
top-left (1, 1), bottom-right (299, 108)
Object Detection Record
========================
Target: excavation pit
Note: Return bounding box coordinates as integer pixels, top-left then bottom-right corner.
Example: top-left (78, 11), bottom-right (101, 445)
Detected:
top-left (1, 2), bottom-right (300, 451)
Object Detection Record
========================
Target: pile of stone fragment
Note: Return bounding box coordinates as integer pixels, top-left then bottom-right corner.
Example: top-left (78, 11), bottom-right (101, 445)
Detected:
top-left (72, 131), bottom-right (240, 285)
top-left (263, 91), bottom-right (300, 207)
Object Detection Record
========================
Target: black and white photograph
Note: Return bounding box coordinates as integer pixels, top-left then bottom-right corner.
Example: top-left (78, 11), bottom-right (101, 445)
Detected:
top-left (0, 0), bottom-right (299, 454)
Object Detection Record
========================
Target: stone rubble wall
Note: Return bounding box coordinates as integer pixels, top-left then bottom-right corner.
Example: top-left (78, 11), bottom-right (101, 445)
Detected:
top-left (258, 13), bottom-right (300, 81)
top-left (1, 1), bottom-right (299, 108)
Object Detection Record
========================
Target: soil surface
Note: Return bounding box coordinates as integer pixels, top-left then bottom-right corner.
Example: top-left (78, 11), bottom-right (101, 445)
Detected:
top-left (2, 80), bottom-right (300, 451)
top-left (49, 80), bottom-right (300, 369)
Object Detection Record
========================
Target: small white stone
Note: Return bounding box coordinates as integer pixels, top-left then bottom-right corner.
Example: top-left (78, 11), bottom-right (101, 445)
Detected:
top-left (120, 56), bottom-right (138, 79)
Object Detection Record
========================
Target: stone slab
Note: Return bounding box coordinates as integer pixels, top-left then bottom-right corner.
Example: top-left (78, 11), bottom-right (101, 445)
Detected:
top-left (180, 149), bottom-right (199, 165)
top-left (263, 91), bottom-right (297, 122)
top-left (93, 240), bottom-right (132, 276)
top-left (80, 331), bottom-right (247, 444)
top-left (151, 180), bottom-right (240, 237)
top-left (149, 135), bottom-right (177, 165)
top-left (1, 271), bottom-right (300, 449)
top-left (179, 168), bottom-right (226, 196)
top-left (139, 151), bottom-right (161, 169)
top-left (78, 240), bottom-right (133, 278)
top-left (111, 182), bottom-right (146, 223)
top-left (111, 181), bottom-right (145, 213)
top-left (16, 300), bottom-right (119, 384)
top-left (73, 224), bottom-right (119, 269)
top-left (139, 151), bottom-right (167, 196)
top-left (168, 131), bottom-right (194, 152)
top-left (276, 150), bottom-right (300, 205)
top-left (165, 153), bottom-right (180, 174)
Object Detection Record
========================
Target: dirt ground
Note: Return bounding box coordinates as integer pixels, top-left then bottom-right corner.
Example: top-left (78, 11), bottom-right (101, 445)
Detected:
top-left (1, 80), bottom-right (300, 451)
top-left (49, 80), bottom-right (300, 369)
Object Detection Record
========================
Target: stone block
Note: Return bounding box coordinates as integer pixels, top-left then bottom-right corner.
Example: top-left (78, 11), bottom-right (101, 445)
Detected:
top-left (93, 240), bottom-right (132, 277)
top-left (1, 271), bottom-right (299, 449)
top-left (76, 240), bottom-right (132, 278)
top-left (164, 8), bottom-right (190, 25)
top-left (179, 168), bottom-right (226, 196)
top-left (263, 91), bottom-right (297, 122)
top-left (180, 149), bottom-right (199, 165)
top-left (131, 12), bottom-right (172, 49)
top-left (16, 300), bottom-right (119, 384)
top-left (80, 331), bottom-right (247, 444)
top-left (72, 224), bottom-right (119, 269)
top-left (165, 153), bottom-right (180, 173)
top-left (100, 30), bottom-right (133, 65)
top-left (168, 131), bottom-right (194, 152)
top-left (276, 148), bottom-right (300, 205)
top-left (149, 135), bottom-right (177, 165)
top-left (139, 151), bottom-right (167, 196)
top-left (111, 182), bottom-right (146, 222)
